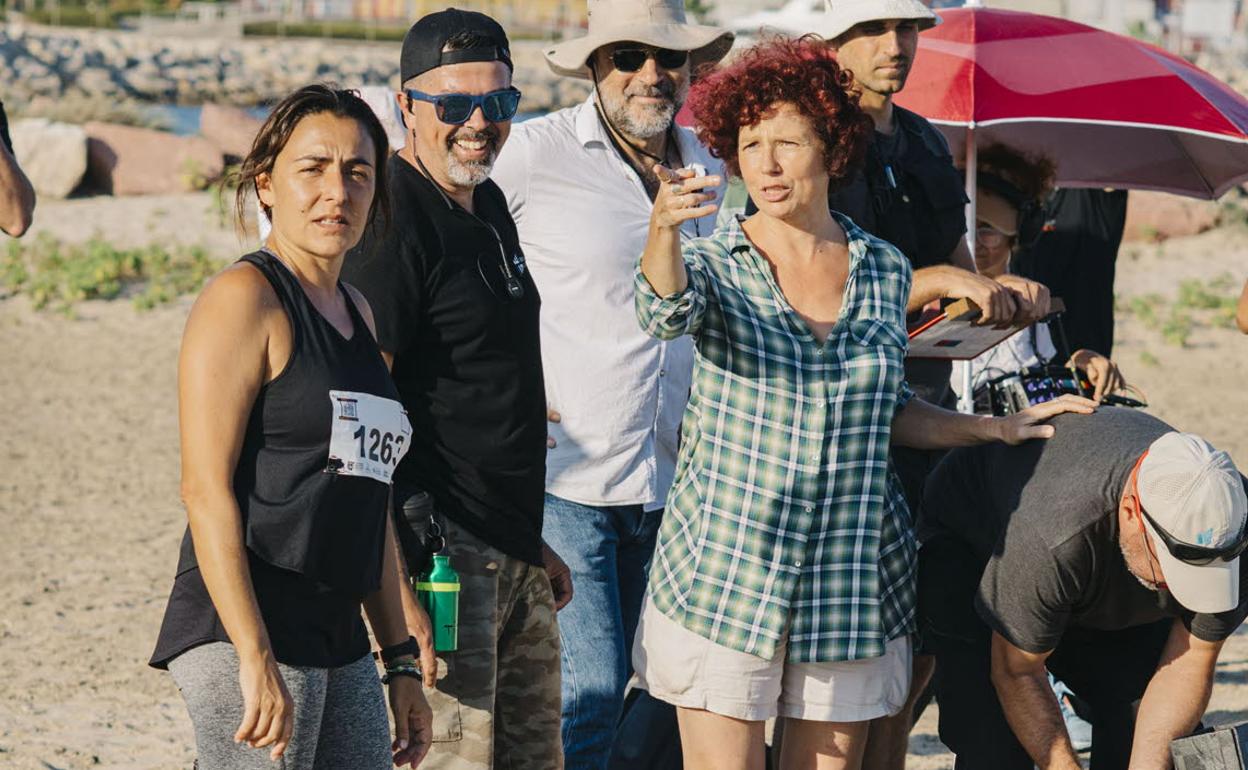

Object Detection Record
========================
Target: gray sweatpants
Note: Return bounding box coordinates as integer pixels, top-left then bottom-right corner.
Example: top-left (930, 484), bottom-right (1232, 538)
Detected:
top-left (168, 642), bottom-right (391, 770)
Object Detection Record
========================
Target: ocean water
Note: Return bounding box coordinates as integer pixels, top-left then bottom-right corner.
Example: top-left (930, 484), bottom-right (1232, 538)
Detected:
top-left (147, 104), bottom-right (271, 136)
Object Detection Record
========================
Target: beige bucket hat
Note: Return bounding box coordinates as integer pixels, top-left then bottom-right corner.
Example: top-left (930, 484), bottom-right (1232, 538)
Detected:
top-left (544, 0), bottom-right (735, 80)
top-left (815, 0), bottom-right (940, 42)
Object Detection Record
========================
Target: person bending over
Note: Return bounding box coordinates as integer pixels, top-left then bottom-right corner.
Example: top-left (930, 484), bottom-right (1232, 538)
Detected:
top-left (919, 407), bottom-right (1248, 770)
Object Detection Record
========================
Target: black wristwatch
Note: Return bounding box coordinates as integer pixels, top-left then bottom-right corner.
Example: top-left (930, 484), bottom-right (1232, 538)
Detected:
top-left (379, 636), bottom-right (420, 665)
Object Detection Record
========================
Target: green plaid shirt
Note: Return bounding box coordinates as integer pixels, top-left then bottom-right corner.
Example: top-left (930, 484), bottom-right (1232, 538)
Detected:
top-left (635, 213), bottom-right (917, 663)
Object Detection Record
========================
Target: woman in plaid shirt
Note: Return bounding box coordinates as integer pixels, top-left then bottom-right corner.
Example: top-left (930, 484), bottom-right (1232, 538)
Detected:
top-left (630, 38), bottom-right (1096, 770)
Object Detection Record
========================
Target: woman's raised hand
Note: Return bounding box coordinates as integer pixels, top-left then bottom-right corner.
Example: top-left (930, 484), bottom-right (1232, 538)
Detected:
top-left (651, 164), bottom-right (721, 230)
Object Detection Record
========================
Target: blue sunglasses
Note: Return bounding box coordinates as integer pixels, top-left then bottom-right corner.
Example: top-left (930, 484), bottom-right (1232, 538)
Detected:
top-left (404, 88), bottom-right (522, 125)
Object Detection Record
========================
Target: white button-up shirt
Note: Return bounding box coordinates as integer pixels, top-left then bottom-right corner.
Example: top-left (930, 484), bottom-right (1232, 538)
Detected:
top-left (492, 96), bottom-right (723, 508)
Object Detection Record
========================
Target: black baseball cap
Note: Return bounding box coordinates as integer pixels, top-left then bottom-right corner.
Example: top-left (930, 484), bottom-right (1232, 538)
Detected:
top-left (400, 8), bottom-right (513, 84)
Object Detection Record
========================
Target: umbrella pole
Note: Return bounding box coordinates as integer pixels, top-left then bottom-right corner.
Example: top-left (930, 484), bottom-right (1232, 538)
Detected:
top-left (958, 128), bottom-right (977, 414)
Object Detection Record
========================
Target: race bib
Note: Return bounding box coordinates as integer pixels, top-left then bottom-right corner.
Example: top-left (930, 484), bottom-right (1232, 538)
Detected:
top-left (326, 390), bottom-right (412, 484)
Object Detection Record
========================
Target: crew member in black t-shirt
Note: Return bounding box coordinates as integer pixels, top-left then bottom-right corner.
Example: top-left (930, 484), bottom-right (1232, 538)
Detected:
top-left (920, 408), bottom-right (1248, 770)
top-left (0, 100), bottom-right (36, 237)
top-left (341, 10), bottom-right (570, 766)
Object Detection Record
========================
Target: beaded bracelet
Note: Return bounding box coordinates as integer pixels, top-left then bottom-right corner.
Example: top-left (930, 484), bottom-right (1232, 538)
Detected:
top-left (382, 665), bottom-right (422, 685)
top-left (381, 653), bottom-right (421, 683)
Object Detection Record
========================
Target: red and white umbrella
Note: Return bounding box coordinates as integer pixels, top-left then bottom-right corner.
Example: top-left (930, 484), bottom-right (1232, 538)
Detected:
top-left (894, 5), bottom-right (1248, 200)
top-left (891, 5), bottom-right (1248, 411)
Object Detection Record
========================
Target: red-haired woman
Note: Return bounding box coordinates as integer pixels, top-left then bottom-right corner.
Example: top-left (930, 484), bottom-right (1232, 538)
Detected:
top-left (632, 38), bottom-right (1096, 769)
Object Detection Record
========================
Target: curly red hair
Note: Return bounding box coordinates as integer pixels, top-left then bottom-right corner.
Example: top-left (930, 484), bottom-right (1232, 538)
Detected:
top-left (688, 37), bottom-right (871, 186)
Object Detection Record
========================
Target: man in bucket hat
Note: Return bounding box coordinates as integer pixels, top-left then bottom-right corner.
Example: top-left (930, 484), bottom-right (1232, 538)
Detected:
top-left (918, 407), bottom-right (1248, 769)
top-left (342, 9), bottom-right (572, 769)
top-left (491, 2), bottom-right (731, 768)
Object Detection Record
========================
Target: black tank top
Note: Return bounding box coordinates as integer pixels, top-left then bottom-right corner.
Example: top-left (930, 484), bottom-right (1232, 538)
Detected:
top-left (151, 250), bottom-right (407, 668)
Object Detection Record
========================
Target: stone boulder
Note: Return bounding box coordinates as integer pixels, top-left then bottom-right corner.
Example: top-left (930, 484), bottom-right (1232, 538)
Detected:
top-left (1122, 190), bottom-right (1221, 242)
top-left (199, 103), bottom-right (263, 160)
top-left (9, 118), bottom-right (89, 199)
top-left (84, 122), bottom-right (224, 195)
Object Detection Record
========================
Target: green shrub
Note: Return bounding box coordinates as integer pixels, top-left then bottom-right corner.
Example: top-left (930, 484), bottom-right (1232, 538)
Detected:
top-left (1, 234), bottom-right (222, 313)
top-left (21, 7), bottom-right (118, 27)
top-left (1118, 275), bottom-right (1242, 347)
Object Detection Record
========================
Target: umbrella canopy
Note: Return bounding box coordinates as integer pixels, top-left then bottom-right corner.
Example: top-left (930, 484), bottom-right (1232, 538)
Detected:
top-left (894, 7), bottom-right (1248, 199)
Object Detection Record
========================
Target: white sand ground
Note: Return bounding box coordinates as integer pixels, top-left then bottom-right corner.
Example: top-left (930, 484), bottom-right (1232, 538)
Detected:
top-left (1, 192), bottom-right (1245, 769)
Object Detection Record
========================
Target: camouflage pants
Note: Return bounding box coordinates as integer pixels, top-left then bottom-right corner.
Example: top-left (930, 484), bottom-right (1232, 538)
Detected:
top-left (423, 517), bottom-right (563, 770)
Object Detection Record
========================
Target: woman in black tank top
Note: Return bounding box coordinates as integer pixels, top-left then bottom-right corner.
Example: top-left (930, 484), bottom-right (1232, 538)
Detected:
top-left (149, 86), bottom-right (433, 769)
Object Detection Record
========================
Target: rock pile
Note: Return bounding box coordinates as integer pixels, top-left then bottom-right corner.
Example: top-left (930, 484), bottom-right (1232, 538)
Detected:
top-left (0, 24), bottom-right (590, 114)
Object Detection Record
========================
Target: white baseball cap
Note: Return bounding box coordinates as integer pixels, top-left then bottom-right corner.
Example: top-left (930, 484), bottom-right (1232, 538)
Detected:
top-left (815, 0), bottom-right (940, 43)
top-left (1138, 432), bottom-right (1248, 614)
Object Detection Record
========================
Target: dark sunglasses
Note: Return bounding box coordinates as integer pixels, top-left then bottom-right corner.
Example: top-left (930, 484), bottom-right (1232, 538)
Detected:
top-left (1131, 452), bottom-right (1248, 566)
top-left (1139, 505), bottom-right (1248, 565)
top-left (404, 87), bottom-right (522, 125)
top-left (610, 47), bottom-right (689, 72)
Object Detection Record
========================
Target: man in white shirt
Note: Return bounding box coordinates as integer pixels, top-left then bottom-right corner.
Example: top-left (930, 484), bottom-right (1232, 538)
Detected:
top-left (491, 2), bottom-right (731, 767)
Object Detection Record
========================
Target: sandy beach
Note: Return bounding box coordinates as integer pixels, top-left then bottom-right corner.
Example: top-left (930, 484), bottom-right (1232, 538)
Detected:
top-left (1, 191), bottom-right (1246, 769)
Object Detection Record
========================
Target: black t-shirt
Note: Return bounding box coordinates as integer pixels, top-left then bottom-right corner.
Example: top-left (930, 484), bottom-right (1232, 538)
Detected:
top-left (1012, 189), bottom-right (1128, 359)
top-left (829, 108), bottom-right (969, 407)
top-left (342, 155), bottom-right (546, 566)
top-left (0, 101), bottom-right (12, 154)
top-left (923, 407), bottom-right (1248, 653)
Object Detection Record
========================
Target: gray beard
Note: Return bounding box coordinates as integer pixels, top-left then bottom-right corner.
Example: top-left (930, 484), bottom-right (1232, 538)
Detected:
top-left (446, 151), bottom-right (494, 187)
top-left (601, 82), bottom-right (688, 140)
top-left (1120, 539), bottom-right (1162, 592)
top-left (606, 99), bottom-right (673, 139)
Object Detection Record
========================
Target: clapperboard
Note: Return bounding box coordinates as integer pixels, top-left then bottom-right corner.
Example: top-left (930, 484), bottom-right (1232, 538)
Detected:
top-left (1173, 723), bottom-right (1248, 769)
top-left (906, 297), bottom-right (1066, 360)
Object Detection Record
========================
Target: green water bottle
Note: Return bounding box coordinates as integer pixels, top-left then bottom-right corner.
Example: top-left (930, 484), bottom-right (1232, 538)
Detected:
top-left (415, 554), bottom-right (460, 652)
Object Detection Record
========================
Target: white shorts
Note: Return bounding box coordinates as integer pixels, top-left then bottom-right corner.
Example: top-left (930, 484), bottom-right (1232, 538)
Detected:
top-left (632, 597), bottom-right (912, 723)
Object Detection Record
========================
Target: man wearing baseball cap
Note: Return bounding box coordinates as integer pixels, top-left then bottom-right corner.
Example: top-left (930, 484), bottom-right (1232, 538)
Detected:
top-left (918, 407), bottom-right (1248, 769)
top-left (490, 2), bottom-right (731, 767)
top-left (342, 10), bottom-right (570, 768)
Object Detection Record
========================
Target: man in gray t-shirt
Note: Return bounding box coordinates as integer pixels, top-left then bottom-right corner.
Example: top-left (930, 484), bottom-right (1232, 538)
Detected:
top-left (919, 407), bottom-right (1248, 770)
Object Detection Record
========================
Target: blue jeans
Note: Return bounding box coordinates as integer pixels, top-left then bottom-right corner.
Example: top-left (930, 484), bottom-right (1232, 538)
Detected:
top-left (541, 493), bottom-right (662, 770)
